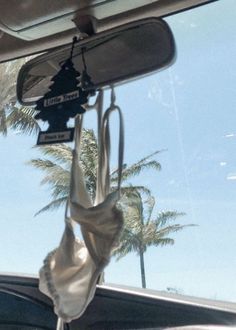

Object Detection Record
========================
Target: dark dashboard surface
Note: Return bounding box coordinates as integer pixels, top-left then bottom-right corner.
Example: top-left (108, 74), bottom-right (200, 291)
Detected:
top-left (0, 275), bottom-right (236, 330)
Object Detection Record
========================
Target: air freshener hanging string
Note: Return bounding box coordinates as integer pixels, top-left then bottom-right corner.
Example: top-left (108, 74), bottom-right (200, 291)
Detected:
top-left (70, 36), bottom-right (78, 60)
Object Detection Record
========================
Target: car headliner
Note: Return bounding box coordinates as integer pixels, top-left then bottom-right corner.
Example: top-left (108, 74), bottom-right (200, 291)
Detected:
top-left (0, 0), bottom-right (217, 63)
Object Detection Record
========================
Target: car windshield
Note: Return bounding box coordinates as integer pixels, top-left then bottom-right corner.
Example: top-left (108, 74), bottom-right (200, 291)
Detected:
top-left (0, 0), bottom-right (235, 310)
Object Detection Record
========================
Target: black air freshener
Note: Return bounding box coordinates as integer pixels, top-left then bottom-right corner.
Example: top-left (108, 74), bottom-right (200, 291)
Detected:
top-left (35, 37), bottom-right (93, 145)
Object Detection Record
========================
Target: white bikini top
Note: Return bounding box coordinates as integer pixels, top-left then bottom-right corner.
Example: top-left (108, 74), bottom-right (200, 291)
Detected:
top-left (39, 90), bottom-right (125, 329)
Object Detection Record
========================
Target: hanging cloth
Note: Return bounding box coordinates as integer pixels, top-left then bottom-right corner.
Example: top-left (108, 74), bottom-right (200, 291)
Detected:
top-left (39, 90), bottom-right (124, 326)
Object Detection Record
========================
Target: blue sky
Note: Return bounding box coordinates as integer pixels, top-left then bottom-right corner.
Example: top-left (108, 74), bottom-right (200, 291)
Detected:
top-left (1, 0), bottom-right (236, 302)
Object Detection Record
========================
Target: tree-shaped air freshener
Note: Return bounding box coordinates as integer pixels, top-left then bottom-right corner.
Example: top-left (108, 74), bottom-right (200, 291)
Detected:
top-left (35, 37), bottom-right (94, 145)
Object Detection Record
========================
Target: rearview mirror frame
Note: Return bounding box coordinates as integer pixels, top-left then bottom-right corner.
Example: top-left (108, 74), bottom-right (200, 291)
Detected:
top-left (17, 18), bottom-right (176, 106)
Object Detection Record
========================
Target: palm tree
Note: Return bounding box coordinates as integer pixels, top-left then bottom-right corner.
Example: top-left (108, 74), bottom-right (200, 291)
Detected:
top-left (0, 71), bottom-right (162, 214)
top-left (113, 191), bottom-right (194, 288)
top-left (29, 132), bottom-right (193, 289)
top-left (29, 129), bottom-right (161, 215)
top-left (0, 59), bottom-right (39, 135)
top-left (0, 68), bottom-right (190, 287)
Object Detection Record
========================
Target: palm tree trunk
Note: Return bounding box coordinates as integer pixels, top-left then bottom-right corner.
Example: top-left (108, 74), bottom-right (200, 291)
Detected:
top-left (139, 250), bottom-right (146, 289)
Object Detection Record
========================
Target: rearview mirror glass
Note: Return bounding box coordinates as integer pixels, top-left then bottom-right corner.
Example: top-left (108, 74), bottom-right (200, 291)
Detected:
top-left (17, 18), bottom-right (176, 105)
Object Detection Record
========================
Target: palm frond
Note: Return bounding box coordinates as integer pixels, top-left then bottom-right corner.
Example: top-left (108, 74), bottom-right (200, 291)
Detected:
top-left (0, 59), bottom-right (27, 111)
top-left (36, 144), bottom-right (73, 166)
top-left (80, 129), bottom-right (98, 151)
top-left (0, 109), bottom-right (7, 135)
top-left (121, 160), bottom-right (161, 181)
top-left (6, 106), bottom-right (40, 135)
top-left (153, 223), bottom-right (195, 242)
top-left (123, 212), bottom-right (142, 232)
top-left (35, 197), bottom-right (67, 216)
top-left (155, 211), bottom-right (186, 227)
top-left (28, 158), bottom-right (55, 169)
top-left (112, 228), bottom-right (140, 260)
top-left (80, 129), bottom-right (98, 165)
top-left (135, 150), bottom-right (163, 164)
top-left (29, 158), bottom-right (66, 171)
top-left (41, 170), bottom-right (70, 187)
top-left (113, 243), bottom-right (136, 260)
top-left (145, 196), bottom-right (155, 224)
top-left (115, 187), bottom-right (195, 264)
top-left (29, 158), bottom-right (65, 172)
top-left (151, 237), bottom-right (175, 247)
top-left (29, 158), bottom-right (70, 188)
top-left (51, 183), bottom-right (69, 199)
top-left (79, 129), bottom-right (98, 199)
top-left (123, 193), bottom-right (144, 223)
top-left (113, 186), bottom-right (152, 205)
top-left (111, 150), bottom-right (162, 183)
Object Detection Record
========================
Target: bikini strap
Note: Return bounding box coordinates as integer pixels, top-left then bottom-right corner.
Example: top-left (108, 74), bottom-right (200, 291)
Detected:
top-left (96, 87), bottom-right (124, 203)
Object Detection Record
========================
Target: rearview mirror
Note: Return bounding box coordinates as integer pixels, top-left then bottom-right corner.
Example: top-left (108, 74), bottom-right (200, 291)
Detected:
top-left (17, 18), bottom-right (175, 105)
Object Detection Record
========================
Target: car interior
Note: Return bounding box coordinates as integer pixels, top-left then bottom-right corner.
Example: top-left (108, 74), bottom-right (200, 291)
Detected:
top-left (0, 0), bottom-right (236, 329)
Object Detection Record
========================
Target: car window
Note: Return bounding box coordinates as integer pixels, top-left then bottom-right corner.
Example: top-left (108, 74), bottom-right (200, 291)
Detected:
top-left (0, 291), bottom-right (56, 329)
top-left (106, 0), bottom-right (236, 303)
top-left (0, 0), bottom-right (235, 320)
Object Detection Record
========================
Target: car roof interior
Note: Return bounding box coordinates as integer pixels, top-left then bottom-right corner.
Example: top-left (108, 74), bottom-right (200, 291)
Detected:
top-left (0, 0), bottom-right (216, 63)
